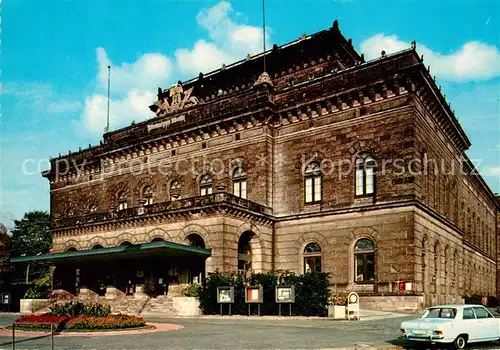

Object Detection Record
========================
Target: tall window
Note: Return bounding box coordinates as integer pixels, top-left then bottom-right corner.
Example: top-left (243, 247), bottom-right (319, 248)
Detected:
top-left (304, 162), bottom-right (322, 204)
top-left (233, 167), bottom-right (247, 199)
top-left (355, 153), bottom-right (376, 196)
top-left (142, 185), bottom-right (153, 205)
top-left (200, 174), bottom-right (213, 196)
top-left (354, 238), bottom-right (375, 282)
top-left (117, 191), bottom-right (128, 211)
top-left (303, 242), bottom-right (322, 273)
top-left (170, 180), bottom-right (181, 201)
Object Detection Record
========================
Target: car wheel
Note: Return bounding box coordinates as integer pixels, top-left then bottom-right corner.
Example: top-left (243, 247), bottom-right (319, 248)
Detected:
top-left (453, 335), bottom-right (467, 349)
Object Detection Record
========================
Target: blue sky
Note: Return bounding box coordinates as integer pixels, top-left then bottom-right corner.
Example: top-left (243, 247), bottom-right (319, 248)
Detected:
top-left (1, 0), bottom-right (499, 228)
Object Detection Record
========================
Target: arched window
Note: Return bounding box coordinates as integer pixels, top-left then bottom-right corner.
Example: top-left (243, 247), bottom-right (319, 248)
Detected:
top-left (170, 180), bottom-right (181, 201)
top-left (355, 153), bottom-right (376, 196)
top-left (232, 167), bottom-right (247, 199)
top-left (66, 247), bottom-right (77, 252)
top-left (151, 237), bottom-right (164, 242)
top-left (117, 191), bottom-right (128, 211)
top-left (304, 162), bottom-right (322, 204)
top-left (200, 174), bottom-right (213, 196)
top-left (303, 242), bottom-right (322, 273)
top-left (92, 244), bottom-right (103, 250)
top-left (142, 186), bottom-right (153, 206)
top-left (120, 241), bottom-right (132, 247)
top-left (354, 238), bottom-right (375, 282)
top-left (187, 234), bottom-right (205, 249)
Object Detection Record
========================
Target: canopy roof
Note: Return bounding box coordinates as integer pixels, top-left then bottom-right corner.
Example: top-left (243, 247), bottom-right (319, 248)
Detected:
top-left (11, 240), bottom-right (211, 265)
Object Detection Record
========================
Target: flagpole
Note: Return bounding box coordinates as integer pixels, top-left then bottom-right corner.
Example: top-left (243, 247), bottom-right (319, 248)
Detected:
top-left (106, 65), bottom-right (111, 133)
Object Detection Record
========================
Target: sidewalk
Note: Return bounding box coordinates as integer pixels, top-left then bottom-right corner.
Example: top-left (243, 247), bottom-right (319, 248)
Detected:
top-left (153, 308), bottom-right (412, 321)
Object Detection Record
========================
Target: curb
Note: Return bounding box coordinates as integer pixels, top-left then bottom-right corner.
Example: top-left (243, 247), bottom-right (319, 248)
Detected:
top-left (0, 323), bottom-right (183, 337)
top-left (322, 347), bottom-right (404, 350)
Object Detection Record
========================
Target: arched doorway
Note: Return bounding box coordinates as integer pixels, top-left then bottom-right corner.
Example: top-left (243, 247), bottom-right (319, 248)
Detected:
top-left (238, 231), bottom-right (261, 278)
top-left (186, 233), bottom-right (206, 284)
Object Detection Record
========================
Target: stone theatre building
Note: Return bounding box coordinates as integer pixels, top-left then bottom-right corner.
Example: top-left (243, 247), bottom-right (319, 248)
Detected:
top-left (16, 21), bottom-right (500, 312)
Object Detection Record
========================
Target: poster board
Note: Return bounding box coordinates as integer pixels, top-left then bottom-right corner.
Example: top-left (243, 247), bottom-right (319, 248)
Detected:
top-left (245, 286), bottom-right (263, 303)
top-left (275, 285), bottom-right (295, 303)
top-left (1, 293), bottom-right (10, 305)
top-left (217, 286), bottom-right (234, 304)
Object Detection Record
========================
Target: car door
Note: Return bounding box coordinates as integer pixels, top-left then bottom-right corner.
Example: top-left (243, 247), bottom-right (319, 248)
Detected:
top-left (472, 306), bottom-right (499, 340)
top-left (461, 307), bottom-right (481, 341)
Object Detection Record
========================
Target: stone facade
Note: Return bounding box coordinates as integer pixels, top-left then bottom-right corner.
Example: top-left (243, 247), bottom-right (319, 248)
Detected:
top-left (42, 21), bottom-right (499, 311)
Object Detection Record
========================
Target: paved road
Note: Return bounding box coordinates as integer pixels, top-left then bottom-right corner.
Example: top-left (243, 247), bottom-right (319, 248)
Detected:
top-left (0, 314), bottom-right (499, 349)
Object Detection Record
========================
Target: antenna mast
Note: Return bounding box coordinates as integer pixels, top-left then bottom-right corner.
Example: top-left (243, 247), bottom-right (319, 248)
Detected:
top-left (106, 65), bottom-right (111, 133)
top-left (262, 0), bottom-right (266, 72)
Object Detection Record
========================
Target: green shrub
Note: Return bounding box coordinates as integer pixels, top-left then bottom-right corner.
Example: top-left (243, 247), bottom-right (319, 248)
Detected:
top-left (199, 270), bottom-right (330, 316)
top-left (464, 295), bottom-right (481, 304)
top-left (48, 301), bottom-right (111, 317)
top-left (24, 272), bottom-right (51, 299)
top-left (183, 283), bottom-right (201, 297)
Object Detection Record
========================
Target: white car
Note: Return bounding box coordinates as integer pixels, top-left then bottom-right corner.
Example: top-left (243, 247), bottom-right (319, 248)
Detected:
top-left (400, 304), bottom-right (500, 349)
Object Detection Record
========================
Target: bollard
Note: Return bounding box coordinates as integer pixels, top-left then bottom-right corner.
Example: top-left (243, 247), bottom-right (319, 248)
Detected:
top-left (51, 323), bottom-right (54, 350)
top-left (11, 323), bottom-right (14, 350)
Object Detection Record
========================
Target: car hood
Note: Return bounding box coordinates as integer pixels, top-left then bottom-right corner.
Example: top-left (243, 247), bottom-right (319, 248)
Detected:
top-left (401, 318), bottom-right (453, 330)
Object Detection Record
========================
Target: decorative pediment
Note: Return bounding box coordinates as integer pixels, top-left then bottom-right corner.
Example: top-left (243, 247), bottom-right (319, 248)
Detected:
top-left (150, 83), bottom-right (199, 117)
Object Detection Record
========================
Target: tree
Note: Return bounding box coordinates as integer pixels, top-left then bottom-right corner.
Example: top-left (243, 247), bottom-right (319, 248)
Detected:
top-left (0, 223), bottom-right (12, 287)
top-left (11, 211), bottom-right (51, 258)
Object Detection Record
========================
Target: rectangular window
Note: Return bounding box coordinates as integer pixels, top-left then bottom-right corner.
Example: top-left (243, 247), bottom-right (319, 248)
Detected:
top-left (355, 168), bottom-right (364, 195)
top-left (305, 178), bottom-right (313, 203)
top-left (303, 256), bottom-right (321, 273)
top-left (314, 177), bottom-right (322, 201)
top-left (201, 187), bottom-right (212, 196)
top-left (355, 255), bottom-right (364, 281)
top-left (241, 181), bottom-right (247, 199)
top-left (233, 182), bottom-right (240, 197)
top-left (365, 167), bottom-right (374, 194)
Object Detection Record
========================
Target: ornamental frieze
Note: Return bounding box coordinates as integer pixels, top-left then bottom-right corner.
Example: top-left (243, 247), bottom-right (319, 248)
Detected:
top-left (150, 83), bottom-right (200, 118)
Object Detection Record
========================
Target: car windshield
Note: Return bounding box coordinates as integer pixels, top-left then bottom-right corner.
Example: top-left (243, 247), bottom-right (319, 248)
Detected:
top-left (422, 307), bottom-right (457, 319)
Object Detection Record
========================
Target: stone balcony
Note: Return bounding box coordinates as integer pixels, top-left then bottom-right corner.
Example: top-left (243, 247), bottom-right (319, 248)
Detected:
top-left (52, 192), bottom-right (273, 232)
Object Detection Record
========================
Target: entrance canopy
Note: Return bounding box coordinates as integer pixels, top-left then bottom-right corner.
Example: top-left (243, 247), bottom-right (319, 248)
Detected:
top-left (11, 240), bottom-right (211, 265)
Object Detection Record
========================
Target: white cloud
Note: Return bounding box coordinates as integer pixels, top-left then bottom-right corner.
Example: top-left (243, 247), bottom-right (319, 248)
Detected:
top-left (360, 34), bottom-right (500, 82)
top-left (483, 166), bottom-right (500, 176)
top-left (81, 1), bottom-right (269, 133)
top-left (175, 1), bottom-right (267, 75)
top-left (81, 89), bottom-right (155, 134)
top-left (175, 40), bottom-right (232, 76)
top-left (96, 48), bottom-right (173, 94)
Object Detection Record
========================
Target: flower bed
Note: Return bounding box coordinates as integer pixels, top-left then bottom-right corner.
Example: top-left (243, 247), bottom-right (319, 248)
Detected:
top-left (12, 314), bottom-right (146, 332)
top-left (66, 315), bottom-right (146, 330)
top-left (14, 315), bottom-right (70, 330)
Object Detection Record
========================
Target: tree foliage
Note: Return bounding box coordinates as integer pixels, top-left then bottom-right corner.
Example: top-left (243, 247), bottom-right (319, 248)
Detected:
top-left (11, 211), bottom-right (51, 258)
top-left (199, 270), bottom-right (331, 316)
